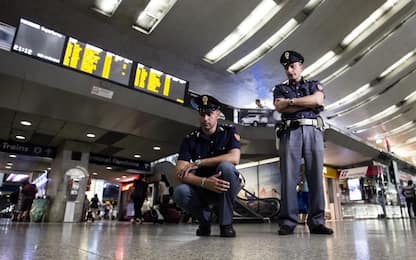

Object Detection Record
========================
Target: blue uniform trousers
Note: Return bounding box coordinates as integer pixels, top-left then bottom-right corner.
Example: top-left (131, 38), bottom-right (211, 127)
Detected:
top-left (173, 162), bottom-right (241, 226)
top-left (278, 125), bottom-right (325, 229)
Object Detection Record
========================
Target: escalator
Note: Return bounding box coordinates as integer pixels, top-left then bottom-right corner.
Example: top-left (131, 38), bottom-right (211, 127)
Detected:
top-left (233, 188), bottom-right (280, 223)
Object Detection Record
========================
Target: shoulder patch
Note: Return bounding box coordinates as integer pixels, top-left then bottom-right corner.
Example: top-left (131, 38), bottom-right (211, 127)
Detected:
top-left (317, 84), bottom-right (323, 91)
top-left (234, 133), bottom-right (241, 141)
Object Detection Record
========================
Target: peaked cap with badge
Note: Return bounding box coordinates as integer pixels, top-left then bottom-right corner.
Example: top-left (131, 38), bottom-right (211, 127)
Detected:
top-left (191, 95), bottom-right (222, 113)
top-left (280, 50), bottom-right (304, 67)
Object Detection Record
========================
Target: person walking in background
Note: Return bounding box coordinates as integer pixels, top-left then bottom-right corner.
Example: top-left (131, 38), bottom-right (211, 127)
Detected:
top-left (18, 180), bottom-right (37, 222)
top-left (131, 177), bottom-right (148, 224)
top-left (402, 180), bottom-right (416, 218)
top-left (297, 167), bottom-right (309, 225)
top-left (90, 194), bottom-right (101, 221)
top-left (377, 189), bottom-right (387, 219)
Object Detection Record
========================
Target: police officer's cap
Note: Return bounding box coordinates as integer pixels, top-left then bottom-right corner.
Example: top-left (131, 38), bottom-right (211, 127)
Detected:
top-left (280, 50), bottom-right (304, 66)
top-left (191, 95), bottom-right (221, 113)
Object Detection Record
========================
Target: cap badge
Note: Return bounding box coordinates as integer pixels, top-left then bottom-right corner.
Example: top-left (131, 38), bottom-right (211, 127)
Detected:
top-left (202, 95), bottom-right (208, 105)
top-left (284, 51), bottom-right (290, 59)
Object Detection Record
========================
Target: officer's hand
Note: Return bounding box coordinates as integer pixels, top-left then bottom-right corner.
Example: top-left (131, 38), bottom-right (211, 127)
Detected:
top-left (275, 98), bottom-right (288, 110)
top-left (177, 164), bottom-right (198, 180)
top-left (204, 172), bottom-right (230, 193)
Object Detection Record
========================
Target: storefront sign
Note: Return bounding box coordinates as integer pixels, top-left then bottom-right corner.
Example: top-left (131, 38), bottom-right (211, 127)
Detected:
top-left (0, 139), bottom-right (56, 158)
top-left (338, 166), bottom-right (368, 179)
top-left (89, 153), bottom-right (150, 171)
top-left (323, 166), bottom-right (337, 179)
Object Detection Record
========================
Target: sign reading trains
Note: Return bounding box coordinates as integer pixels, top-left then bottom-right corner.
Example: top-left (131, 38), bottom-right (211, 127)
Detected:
top-left (133, 64), bottom-right (187, 104)
top-left (63, 37), bottom-right (132, 85)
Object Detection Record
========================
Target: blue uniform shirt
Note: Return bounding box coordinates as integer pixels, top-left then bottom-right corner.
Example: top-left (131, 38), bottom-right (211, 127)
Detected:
top-left (273, 78), bottom-right (324, 120)
top-left (178, 124), bottom-right (240, 177)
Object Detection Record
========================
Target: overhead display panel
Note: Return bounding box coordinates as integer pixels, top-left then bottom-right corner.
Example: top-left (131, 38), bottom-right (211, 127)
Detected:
top-left (63, 37), bottom-right (133, 85)
top-left (133, 64), bottom-right (187, 104)
top-left (12, 18), bottom-right (66, 63)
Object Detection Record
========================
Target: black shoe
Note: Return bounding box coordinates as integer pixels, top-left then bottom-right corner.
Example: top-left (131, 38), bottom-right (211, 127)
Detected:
top-left (278, 225), bottom-right (294, 235)
top-left (310, 224), bottom-right (333, 235)
top-left (220, 225), bottom-right (236, 237)
top-left (196, 224), bottom-right (211, 236)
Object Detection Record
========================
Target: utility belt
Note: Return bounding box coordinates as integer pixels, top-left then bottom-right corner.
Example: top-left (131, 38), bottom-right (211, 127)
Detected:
top-left (275, 117), bottom-right (325, 150)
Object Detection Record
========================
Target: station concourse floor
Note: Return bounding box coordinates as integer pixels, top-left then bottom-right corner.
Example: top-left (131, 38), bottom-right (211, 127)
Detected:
top-left (0, 219), bottom-right (415, 260)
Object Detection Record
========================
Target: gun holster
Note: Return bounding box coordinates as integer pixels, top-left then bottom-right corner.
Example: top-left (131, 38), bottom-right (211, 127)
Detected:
top-left (274, 121), bottom-right (286, 150)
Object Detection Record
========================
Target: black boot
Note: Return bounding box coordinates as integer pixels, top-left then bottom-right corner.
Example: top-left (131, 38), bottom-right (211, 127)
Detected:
top-left (196, 224), bottom-right (211, 236)
top-left (220, 224), bottom-right (236, 237)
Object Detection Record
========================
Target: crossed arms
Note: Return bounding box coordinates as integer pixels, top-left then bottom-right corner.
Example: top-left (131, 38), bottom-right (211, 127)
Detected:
top-left (274, 91), bottom-right (324, 113)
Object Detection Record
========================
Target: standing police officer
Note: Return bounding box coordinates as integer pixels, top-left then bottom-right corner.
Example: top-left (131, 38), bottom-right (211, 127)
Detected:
top-left (173, 95), bottom-right (242, 237)
top-left (274, 50), bottom-right (333, 235)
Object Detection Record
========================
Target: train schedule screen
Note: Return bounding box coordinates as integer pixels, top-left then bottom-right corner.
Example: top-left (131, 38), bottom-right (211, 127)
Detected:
top-left (63, 37), bottom-right (132, 85)
top-left (133, 64), bottom-right (187, 104)
top-left (12, 18), bottom-right (66, 63)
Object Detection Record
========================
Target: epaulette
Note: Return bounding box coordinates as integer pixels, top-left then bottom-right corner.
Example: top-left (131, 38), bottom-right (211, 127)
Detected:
top-left (186, 129), bottom-right (200, 138)
top-left (220, 124), bottom-right (235, 130)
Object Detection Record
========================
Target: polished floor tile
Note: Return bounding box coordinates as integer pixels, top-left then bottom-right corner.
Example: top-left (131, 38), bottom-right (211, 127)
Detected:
top-left (0, 219), bottom-right (415, 260)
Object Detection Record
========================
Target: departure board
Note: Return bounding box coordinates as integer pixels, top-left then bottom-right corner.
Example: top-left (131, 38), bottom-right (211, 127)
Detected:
top-left (12, 18), bottom-right (66, 63)
top-left (133, 64), bottom-right (187, 104)
top-left (63, 37), bottom-right (132, 85)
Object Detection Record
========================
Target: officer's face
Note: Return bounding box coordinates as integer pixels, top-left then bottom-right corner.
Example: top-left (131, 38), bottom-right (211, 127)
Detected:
top-left (284, 62), bottom-right (303, 82)
top-left (199, 110), bottom-right (220, 130)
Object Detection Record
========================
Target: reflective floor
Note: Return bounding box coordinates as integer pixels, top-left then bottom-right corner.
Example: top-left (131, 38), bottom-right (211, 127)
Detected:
top-left (0, 219), bottom-right (415, 260)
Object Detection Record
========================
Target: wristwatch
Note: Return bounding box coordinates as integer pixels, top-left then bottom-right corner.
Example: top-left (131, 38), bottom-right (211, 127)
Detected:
top-left (194, 159), bottom-right (202, 167)
top-left (288, 99), bottom-right (295, 106)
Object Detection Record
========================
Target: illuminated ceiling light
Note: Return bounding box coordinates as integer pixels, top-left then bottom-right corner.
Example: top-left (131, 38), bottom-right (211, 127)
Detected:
top-left (106, 166), bottom-right (112, 170)
top-left (20, 120), bottom-right (32, 126)
top-left (116, 177), bottom-right (121, 180)
top-left (405, 136), bottom-right (416, 145)
top-left (227, 18), bottom-right (299, 73)
top-left (204, 0), bottom-right (282, 64)
top-left (379, 51), bottom-right (415, 79)
top-left (352, 112), bottom-right (405, 134)
top-left (303, 0), bottom-right (323, 11)
top-left (340, 0), bottom-right (400, 48)
top-left (302, 51), bottom-right (338, 78)
top-left (5, 166), bottom-right (12, 169)
top-left (376, 139), bottom-right (383, 144)
top-left (132, 0), bottom-right (177, 35)
top-left (321, 65), bottom-right (350, 85)
top-left (122, 175), bottom-right (126, 178)
top-left (15, 135), bottom-right (25, 140)
top-left (47, 167), bottom-right (51, 170)
top-left (404, 90), bottom-right (416, 103)
top-left (325, 83), bottom-right (371, 111)
top-left (347, 105), bottom-right (400, 129)
top-left (92, 172), bottom-right (98, 175)
top-left (153, 146), bottom-right (161, 151)
top-left (369, 121), bottom-right (415, 140)
top-left (134, 154), bottom-right (141, 158)
top-left (6, 162), bottom-right (13, 166)
top-left (9, 154), bottom-right (16, 158)
top-left (92, 0), bottom-right (122, 17)
top-left (86, 133), bottom-right (96, 138)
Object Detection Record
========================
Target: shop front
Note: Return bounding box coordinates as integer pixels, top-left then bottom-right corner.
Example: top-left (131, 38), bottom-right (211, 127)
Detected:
top-left (337, 165), bottom-right (402, 219)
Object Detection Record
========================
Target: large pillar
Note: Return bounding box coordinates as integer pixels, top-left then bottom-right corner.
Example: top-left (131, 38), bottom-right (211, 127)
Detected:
top-left (46, 140), bottom-right (90, 222)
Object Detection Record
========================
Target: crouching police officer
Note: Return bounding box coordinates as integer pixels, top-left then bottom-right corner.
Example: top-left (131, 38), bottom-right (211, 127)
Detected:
top-left (173, 95), bottom-right (242, 237)
top-left (274, 50), bottom-right (333, 235)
